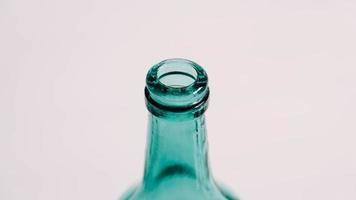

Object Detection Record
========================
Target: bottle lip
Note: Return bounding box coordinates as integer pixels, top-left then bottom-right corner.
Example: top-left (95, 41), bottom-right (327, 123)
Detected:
top-left (145, 58), bottom-right (209, 116)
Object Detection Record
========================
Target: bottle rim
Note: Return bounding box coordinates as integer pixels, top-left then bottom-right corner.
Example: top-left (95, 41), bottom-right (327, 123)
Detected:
top-left (145, 58), bottom-right (209, 117)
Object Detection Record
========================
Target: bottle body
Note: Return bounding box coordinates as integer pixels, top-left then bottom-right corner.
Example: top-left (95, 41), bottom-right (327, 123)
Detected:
top-left (120, 59), bottom-right (237, 200)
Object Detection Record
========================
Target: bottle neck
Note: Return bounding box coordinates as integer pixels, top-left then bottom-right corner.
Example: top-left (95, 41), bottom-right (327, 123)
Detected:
top-left (143, 113), bottom-right (211, 188)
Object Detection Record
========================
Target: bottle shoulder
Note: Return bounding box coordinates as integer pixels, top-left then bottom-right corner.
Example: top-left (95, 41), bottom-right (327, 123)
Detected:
top-left (120, 180), bottom-right (238, 200)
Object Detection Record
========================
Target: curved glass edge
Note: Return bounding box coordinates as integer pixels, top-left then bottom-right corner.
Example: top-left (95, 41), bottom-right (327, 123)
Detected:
top-left (145, 58), bottom-right (209, 108)
top-left (119, 183), bottom-right (239, 200)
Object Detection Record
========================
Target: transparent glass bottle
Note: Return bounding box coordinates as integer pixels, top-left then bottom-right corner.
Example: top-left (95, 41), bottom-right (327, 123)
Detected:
top-left (120, 58), bottom-right (238, 200)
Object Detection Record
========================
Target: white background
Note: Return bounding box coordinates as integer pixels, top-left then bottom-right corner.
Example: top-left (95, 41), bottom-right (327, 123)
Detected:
top-left (1, 0), bottom-right (356, 199)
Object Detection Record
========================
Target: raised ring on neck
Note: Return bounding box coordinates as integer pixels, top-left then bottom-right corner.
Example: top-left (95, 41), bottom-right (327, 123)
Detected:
top-left (145, 58), bottom-right (209, 117)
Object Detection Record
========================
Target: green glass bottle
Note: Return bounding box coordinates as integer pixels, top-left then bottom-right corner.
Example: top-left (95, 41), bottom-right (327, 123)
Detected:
top-left (121, 58), bottom-right (238, 200)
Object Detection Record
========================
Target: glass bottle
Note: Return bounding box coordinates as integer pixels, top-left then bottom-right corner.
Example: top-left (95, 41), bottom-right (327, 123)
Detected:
top-left (120, 58), bottom-right (238, 200)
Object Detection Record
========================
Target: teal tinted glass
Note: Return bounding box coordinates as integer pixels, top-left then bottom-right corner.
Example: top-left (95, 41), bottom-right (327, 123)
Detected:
top-left (120, 58), bottom-right (238, 200)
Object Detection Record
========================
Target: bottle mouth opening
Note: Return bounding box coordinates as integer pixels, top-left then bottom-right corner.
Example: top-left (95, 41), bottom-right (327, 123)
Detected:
top-left (145, 58), bottom-right (209, 114)
top-left (157, 62), bottom-right (198, 88)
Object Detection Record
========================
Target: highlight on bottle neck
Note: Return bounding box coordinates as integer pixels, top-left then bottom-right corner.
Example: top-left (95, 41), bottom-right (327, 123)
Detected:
top-left (145, 58), bottom-right (209, 118)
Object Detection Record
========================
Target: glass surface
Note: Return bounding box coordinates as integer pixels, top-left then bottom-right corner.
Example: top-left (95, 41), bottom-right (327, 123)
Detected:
top-left (120, 58), bottom-right (238, 200)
